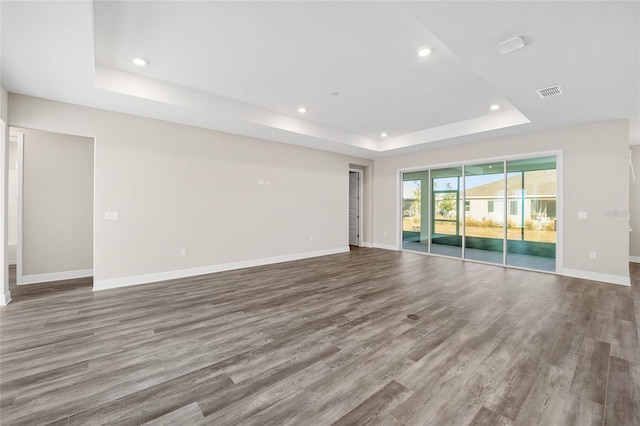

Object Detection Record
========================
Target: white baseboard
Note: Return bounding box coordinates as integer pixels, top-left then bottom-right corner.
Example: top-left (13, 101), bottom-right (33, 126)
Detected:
top-left (360, 241), bottom-right (373, 248)
top-left (373, 243), bottom-right (399, 251)
top-left (0, 291), bottom-right (11, 306)
top-left (558, 268), bottom-right (630, 286)
top-left (94, 247), bottom-right (350, 291)
top-left (19, 268), bottom-right (94, 285)
top-left (630, 256), bottom-right (640, 263)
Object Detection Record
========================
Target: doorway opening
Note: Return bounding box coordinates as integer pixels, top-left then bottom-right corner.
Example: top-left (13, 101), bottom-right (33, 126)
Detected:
top-left (7, 127), bottom-right (94, 301)
top-left (349, 169), bottom-right (362, 247)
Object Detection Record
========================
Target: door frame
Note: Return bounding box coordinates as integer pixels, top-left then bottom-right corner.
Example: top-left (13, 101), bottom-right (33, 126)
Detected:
top-left (397, 150), bottom-right (563, 274)
top-left (349, 168), bottom-right (363, 247)
top-left (9, 132), bottom-right (24, 284)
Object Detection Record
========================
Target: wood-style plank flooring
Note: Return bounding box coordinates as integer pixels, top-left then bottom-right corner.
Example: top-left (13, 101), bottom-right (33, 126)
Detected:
top-left (1, 248), bottom-right (639, 425)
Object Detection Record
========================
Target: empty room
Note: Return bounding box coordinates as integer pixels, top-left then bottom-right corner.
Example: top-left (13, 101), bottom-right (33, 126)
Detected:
top-left (1, 1), bottom-right (639, 425)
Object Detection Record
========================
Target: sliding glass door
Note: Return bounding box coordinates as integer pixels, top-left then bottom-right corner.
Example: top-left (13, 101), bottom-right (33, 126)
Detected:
top-left (431, 167), bottom-right (462, 258)
top-left (402, 171), bottom-right (429, 252)
top-left (464, 161), bottom-right (505, 264)
top-left (401, 154), bottom-right (557, 272)
top-left (505, 156), bottom-right (557, 271)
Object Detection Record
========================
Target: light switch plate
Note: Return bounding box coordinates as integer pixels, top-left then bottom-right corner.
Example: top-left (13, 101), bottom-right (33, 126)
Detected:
top-left (578, 212), bottom-right (588, 219)
top-left (105, 211), bottom-right (119, 220)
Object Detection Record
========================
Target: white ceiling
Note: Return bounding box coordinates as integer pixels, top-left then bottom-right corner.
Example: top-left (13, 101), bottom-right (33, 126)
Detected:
top-left (1, 1), bottom-right (639, 158)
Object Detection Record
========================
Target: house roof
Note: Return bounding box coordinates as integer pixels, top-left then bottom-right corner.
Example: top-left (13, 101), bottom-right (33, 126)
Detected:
top-left (465, 170), bottom-right (556, 198)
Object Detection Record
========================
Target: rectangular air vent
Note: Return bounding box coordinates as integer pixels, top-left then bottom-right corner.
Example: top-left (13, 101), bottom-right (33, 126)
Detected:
top-left (536, 85), bottom-right (564, 99)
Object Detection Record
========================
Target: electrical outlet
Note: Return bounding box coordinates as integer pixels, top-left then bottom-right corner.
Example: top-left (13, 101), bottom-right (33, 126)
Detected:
top-left (310, 236), bottom-right (314, 243)
top-left (578, 212), bottom-right (588, 219)
top-left (104, 211), bottom-right (119, 220)
top-left (590, 251), bottom-right (596, 259)
top-left (181, 248), bottom-right (187, 257)
top-left (384, 231), bottom-right (388, 237)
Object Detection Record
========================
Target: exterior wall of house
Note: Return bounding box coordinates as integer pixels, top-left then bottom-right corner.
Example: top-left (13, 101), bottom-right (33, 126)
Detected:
top-left (467, 199), bottom-right (487, 222)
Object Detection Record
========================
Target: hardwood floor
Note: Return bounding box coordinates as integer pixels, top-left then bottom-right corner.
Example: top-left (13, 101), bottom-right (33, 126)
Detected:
top-left (1, 248), bottom-right (639, 425)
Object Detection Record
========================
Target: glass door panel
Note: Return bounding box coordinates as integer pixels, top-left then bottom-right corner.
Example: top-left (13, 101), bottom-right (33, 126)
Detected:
top-left (431, 167), bottom-right (462, 257)
top-left (402, 171), bottom-right (429, 252)
top-left (506, 156), bottom-right (557, 271)
top-left (464, 162), bottom-right (505, 264)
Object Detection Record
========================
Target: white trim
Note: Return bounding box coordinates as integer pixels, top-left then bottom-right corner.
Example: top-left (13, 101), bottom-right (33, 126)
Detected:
top-left (360, 241), bottom-right (373, 248)
top-left (1, 120), bottom-right (7, 305)
top-left (630, 256), bottom-right (640, 263)
top-left (94, 247), bottom-right (349, 291)
top-left (397, 169), bottom-right (403, 251)
top-left (502, 161), bottom-right (507, 264)
top-left (396, 169), bottom-right (402, 250)
top-left (373, 243), bottom-right (399, 251)
top-left (555, 150), bottom-right (564, 272)
top-left (10, 132), bottom-right (24, 284)
top-left (93, 137), bottom-right (97, 297)
top-left (20, 268), bottom-right (94, 285)
top-left (558, 267), bottom-right (630, 286)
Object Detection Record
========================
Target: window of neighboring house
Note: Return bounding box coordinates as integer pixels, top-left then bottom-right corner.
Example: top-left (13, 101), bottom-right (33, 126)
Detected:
top-left (465, 201), bottom-right (470, 212)
top-left (510, 200), bottom-right (518, 215)
top-left (488, 200), bottom-right (495, 213)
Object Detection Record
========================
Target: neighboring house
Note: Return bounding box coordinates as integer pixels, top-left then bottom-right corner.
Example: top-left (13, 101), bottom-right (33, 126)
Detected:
top-left (464, 170), bottom-right (557, 228)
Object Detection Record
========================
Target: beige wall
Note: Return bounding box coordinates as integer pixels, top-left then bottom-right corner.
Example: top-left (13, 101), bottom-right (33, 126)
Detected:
top-left (8, 94), bottom-right (372, 286)
top-left (373, 121), bottom-right (630, 282)
top-left (631, 145), bottom-right (640, 260)
top-left (12, 127), bottom-right (94, 276)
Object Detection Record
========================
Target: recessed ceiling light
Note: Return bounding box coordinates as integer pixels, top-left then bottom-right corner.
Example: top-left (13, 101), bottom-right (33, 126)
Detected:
top-left (490, 104), bottom-right (501, 111)
top-left (380, 132), bottom-right (388, 138)
top-left (417, 47), bottom-right (432, 57)
top-left (298, 107), bottom-right (307, 113)
top-left (132, 57), bottom-right (148, 67)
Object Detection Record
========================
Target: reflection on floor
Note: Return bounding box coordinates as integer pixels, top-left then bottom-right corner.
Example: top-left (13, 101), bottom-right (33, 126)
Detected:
top-left (402, 241), bottom-right (555, 272)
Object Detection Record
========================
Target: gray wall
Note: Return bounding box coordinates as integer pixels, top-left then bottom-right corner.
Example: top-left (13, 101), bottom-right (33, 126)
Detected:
top-left (373, 120), bottom-right (631, 283)
top-left (13, 127), bottom-right (94, 276)
top-left (631, 145), bottom-right (640, 260)
top-left (8, 94), bottom-right (372, 288)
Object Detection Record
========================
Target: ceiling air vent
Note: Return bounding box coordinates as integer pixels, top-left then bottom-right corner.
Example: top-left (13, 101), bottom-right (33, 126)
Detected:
top-left (536, 85), bottom-right (564, 99)
top-left (498, 36), bottom-right (525, 54)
